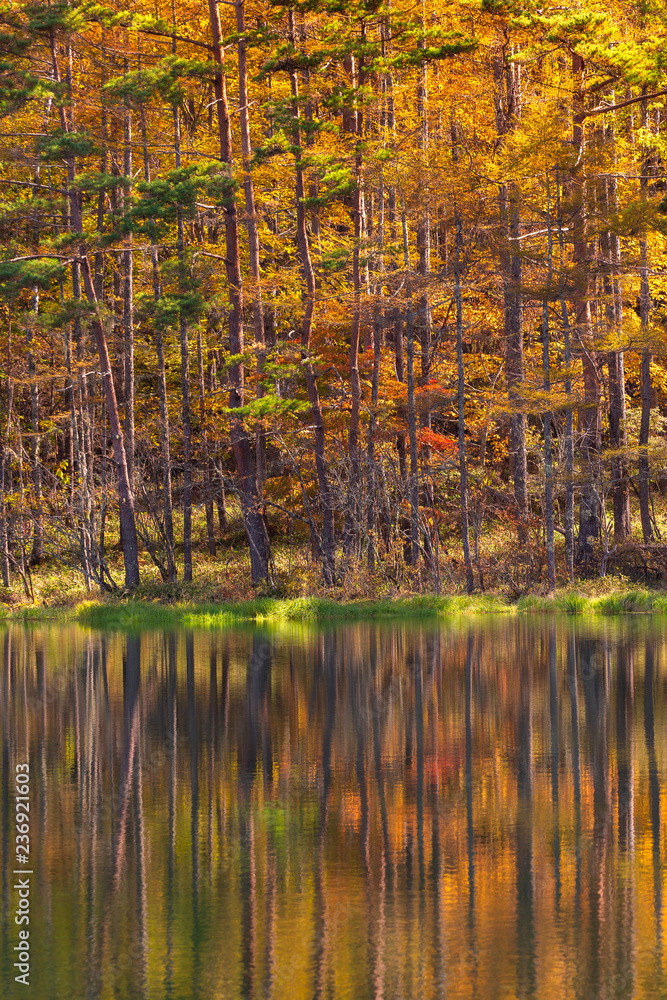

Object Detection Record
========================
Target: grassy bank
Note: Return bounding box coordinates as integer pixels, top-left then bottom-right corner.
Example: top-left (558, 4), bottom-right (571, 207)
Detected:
top-left (1, 593), bottom-right (509, 628)
top-left (1, 523), bottom-right (666, 628)
top-left (516, 589), bottom-right (667, 616)
top-left (2, 586), bottom-right (667, 629)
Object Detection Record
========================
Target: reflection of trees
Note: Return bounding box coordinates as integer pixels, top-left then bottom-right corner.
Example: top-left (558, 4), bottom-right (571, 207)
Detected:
top-left (5, 621), bottom-right (667, 999)
top-left (581, 637), bottom-right (611, 1000)
top-left (311, 633), bottom-right (335, 1000)
top-left (549, 626), bottom-right (561, 913)
top-left (515, 624), bottom-right (535, 1000)
top-left (166, 632), bottom-right (177, 1000)
top-left (644, 637), bottom-right (664, 990)
top-left (187, 632), bottom-right (201, 999)
top-left (1, 632), bottom-right (10, 998)
top-left (568, 629), bottom-right (582, 915)
top-left (615, 643), bottom-right (634, 1000)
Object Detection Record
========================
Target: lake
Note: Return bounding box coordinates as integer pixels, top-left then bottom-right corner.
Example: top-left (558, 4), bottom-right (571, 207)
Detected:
top-left (1, 617), bottom-right (666, 999)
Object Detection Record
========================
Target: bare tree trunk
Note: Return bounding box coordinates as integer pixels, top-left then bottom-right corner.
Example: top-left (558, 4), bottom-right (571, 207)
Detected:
top-left (601, 146), bottom-right (630, 542)
top-left (556, 168), bottom-right (575, 579)
top-left (99, 391), bottom-right (107, 589)
top-left (235, 0), bottom-right (267, 499)
top-left (406, 295), bottom-right (420, 567)
top-left (543, 302), bottom-right (555, 591)
top-left (344, 32), bottom-right (366, 559)
top-left (85, 274), bottom-right (140, 588)
top-left (50, 27), bottom-right (140, 588)
top-left (65, 301), bottom-right (91, 589)
top-left (197, 326), bottom-right (216, 557)
top-left (416, 27), bottom-right (433, 529)
top-left (608, 349), bottom-right (630, 540)
top-left (170, 31), bottom-right (193, 584)
top-left (139, 97), bottom-right (176, 581)
top-left (177, 261), bottom-right (193, 584)
top-left (0, 315), bottom-right (13, 587)
top-left (572, 53), bottom-right (601, 567)
top-left (455, 214), bottom-right (474, 594)
top-left (208, 0), bottom-right (273, 586)
top-left (122, 59), bottom-right (135, 486)
top-left (543, 170), bottom-right (556, 592)
top-left (287, 8), bottom-right (336, 585)
top-left (639, 87), bottom-right (654, 543)
top-left (366, 166), bottom-right (384, 572)
top-left (383, 26), bottom-right (408, 560)
top-left (502, 186), bottom-right (528, 542)
top-left (27, 290), bottom-right (43, 563)
top-left (494, 45), bottom-right (527, 542)
top-left (639, 347), bottom-right (653, 541)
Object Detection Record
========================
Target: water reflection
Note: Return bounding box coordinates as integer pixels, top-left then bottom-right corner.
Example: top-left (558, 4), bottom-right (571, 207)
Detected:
top-left (1, 619), bottom-right (667, 999)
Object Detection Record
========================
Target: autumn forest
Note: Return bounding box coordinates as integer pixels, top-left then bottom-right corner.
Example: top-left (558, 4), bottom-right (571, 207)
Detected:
top-left (1, 0), bottom-right (666, 599)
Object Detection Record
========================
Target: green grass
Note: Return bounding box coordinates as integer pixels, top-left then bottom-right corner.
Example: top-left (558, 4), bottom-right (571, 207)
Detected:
top-left (516, 588), bottom-right (667, 616)
top-left (1, 587), bottom-right (667, 629)
top-left (36, 593), bottom-right (510, 630)
top-left (1, 506), bottom-right (666, 628)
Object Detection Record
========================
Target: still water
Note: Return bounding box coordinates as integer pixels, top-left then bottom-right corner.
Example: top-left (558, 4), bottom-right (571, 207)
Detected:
top-left (1, 618), bottom-right (666, 999)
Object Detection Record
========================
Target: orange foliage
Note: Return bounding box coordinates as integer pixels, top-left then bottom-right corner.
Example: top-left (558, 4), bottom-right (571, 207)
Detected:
top-left (418, 427), bottom-right (458, 454)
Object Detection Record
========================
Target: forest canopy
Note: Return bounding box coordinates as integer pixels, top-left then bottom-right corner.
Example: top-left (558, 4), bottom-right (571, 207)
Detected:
top-left (0, 0), bottom-right (666, 597)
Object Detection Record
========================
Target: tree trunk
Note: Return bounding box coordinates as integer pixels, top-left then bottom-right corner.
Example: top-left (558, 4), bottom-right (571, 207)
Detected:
top-left (172, 101), bottom-right (193, 583)
top-left (601, 158), bottom-right (630, 542)
top-left (501, 185), bottom-right (528, 542)
top-left (366, 168), bottom-right (384, 572)
top-left (27, 290), bottom-right (43, 563)
top-left (639, 87), bottom-right (654, 543)
top-left (287, 9), bottom-right (336, 585)
top-left (416, 34), bottom-right (433, 526)
top-left (542, 299), bottom-right (555, 592)
top-left (383, 32), bottom-right (409, 560)
top-left (494, 45), bottom-right (527, 542)
top-left (197, 325), bottom-right (216, 557)
top-left (235, 0), bottom-right (267, 500)
top-left (344, 32), bottom-right (366, 559)
top-left (140, 98), bottom-right (176, 581)
top-left (49, 27), bottom-right (140, 588)
top-left (406, 294), bottom-right (420, 567)
top-left (542, 169), bottom-right (555, 591)
top-left (608, 349), bottom-right (630, 541)
top-left (455, 215), bottom-right (474, 594)
top-left (556, 167), bottom-right (575, 580)
top-left (123, 60), bottom-right (135, 486)
top-left (0, 319), bottom-right (12, 587)
top-left (84, 264), bottom-right (140, 588)
top-left (572, 53), bottom-right (600, 567)
top-left (208, 0), bottom-right (273, 587)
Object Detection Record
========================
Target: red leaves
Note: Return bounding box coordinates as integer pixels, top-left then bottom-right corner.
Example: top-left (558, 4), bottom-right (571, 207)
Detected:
top-left (418, 427), bottom-right (457, 454)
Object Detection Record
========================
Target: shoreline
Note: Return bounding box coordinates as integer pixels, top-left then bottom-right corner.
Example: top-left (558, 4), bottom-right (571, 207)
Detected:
top-left (1, 587), bottom-right (667, 628)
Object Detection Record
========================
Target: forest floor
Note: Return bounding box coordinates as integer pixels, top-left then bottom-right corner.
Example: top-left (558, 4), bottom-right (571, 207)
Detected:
top-left (1, 507), bottom-right (666, 625)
